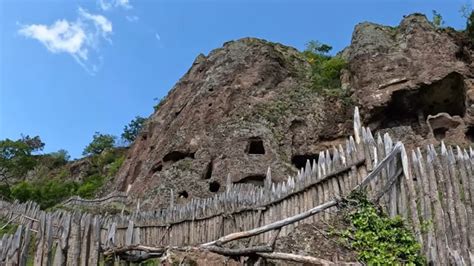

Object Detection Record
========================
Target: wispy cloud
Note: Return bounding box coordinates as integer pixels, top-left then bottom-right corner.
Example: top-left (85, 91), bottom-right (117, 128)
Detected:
top-left (18, 8), bottom-right (113, 75)
top-left (98, 0), bottom-right (132, 11)
top-left (126, 15), bottom-right (139, 22)
top-left (155, 33), bottom-right (161, 41)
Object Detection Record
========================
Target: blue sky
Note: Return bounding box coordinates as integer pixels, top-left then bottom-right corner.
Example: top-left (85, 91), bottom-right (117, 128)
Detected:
top-left (0, 0), bottom-right (469, 159)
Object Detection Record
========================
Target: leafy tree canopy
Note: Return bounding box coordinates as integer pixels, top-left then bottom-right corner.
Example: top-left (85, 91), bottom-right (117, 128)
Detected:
top-left (0, 137), bottom-right (39, 183)
top-left (83, 132), bottom-right (116, 156)
top-left (122, 116), bottom-right (147, 143)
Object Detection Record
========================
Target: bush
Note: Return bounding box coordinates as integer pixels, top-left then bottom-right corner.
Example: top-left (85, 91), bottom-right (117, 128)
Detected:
top-left (77, 174), bottom-right (105, 198)
top-left (340, 192), bottom-right (425, 265)
top-left (107, 155), bottom-right (125, 177)
top-left (83, 132), bottom-right (116, 156)
top-left (432, 10), bottom-right (444, 28)
top-left (303, 40), bottom-right (347, 93)
top-left (10, 179), bottom-right (78, 209)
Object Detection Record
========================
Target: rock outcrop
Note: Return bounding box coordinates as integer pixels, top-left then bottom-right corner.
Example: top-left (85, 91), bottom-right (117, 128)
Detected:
top-left (114, 38), bottom-right (352, 208)
top-left (113, 14), bottom-right (474, 209)
top-left (343, 13), bottom-right (474, 147)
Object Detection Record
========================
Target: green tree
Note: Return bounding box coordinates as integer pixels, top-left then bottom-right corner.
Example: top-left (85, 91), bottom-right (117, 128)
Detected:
top-left (48, 149), bottom-right (70, 167)
top-left (466, 11), bottom-right (474, 40)
top-left (20, 135), bottom-right (45, 152)
top-left (302, 40), bottom-right (347, 93)
top-left (82, 132), bottom-right (116, 156)
top-left (122, 116), bottom-right (147, 143)
top-left (432, 10), bottom-right (444, 28)
top-left (0, 138), bottom-right (37, 185)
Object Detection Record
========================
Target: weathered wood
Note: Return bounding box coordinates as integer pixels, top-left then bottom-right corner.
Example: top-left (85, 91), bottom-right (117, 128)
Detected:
top-left (201, 200), bottom-right (338, 247)
top-left (425, 146), bottom-right (447, 265)
top-left (256, 252), bottom-right (334, 265)
top-left (439, 143), bottom-right (461, 253)
top-left (447, 147), bottom-right (469, 260)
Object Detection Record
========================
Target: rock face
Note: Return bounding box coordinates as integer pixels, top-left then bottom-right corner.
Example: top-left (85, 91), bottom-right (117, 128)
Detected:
top-left (342, 13), bottom-right (474, 147)
top-left (113, 38), bottom-right (352, 208)
top-left (114, 14), bottom-right (474, 208)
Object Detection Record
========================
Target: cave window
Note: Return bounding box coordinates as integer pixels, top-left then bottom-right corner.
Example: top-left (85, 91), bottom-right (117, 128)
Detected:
top-left (178, 190), bottom-right (189, 198)
top-left (433, 127), bottom-right (448, 141)
top-left (209, 181), bottom-right (220, 192)
top-left (291, 154), bottom-right (319, 170)
top-left (466, 126), bottom-right (474, 142)
top-left (202, 160), bottom-right (213, 179)
top-left (368, 72), bottom-right (466, 134)
top-left (247, 137), bottom-right (265, 154)
top-left (163, 151), bottom-right (195, 163)
top-left (236, 175), bottom-right (266, 186)
top-left (150, 162), bottom-right (163, 174)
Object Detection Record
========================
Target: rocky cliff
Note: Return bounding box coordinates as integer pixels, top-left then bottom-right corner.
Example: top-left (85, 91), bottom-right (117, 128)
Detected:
top-left (113, 14), bottom-right (474, 209)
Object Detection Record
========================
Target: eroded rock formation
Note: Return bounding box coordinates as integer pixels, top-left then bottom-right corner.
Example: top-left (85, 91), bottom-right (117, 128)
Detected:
top-left (343, 13), bottom-right (474, 147)
top-left (114, 38), bottom-right (352, 208)
top-left (114, 14), bottom-right (474, 209)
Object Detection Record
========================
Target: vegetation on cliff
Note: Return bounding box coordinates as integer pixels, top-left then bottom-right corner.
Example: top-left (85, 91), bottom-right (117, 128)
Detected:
top-left (338, 192), bottom-right (425, 265)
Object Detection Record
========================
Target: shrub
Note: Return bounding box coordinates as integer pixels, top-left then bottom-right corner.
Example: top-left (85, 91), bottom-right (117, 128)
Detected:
top-left (83, 132), bottom-right (116, 156)
top-left (10, 179), bottom-right (78, 209)
top-left (302, 40), bottom-right (347, 93)
top-left (432, 10), bottom-right (444, 28)
top-left (340, 192), bottom-right (425, 265)
top-left (153, 97), bottom-right (165, 112)
top-left (107, 155), bottom-right (125, 177)
top-left (77, 174), bottom-right (105, 198)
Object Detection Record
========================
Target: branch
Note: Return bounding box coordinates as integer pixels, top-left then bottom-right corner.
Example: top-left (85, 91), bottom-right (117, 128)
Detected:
top-left (201, 200), bottom-right (338, 247)
top-left (256, 252), bottom-right (334, 265)
top-left (103, 244), bottom-right (165, 256)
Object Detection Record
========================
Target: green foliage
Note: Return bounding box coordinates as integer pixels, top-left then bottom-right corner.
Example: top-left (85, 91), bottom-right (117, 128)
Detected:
top-left (122, 116), bottom-right (147, 143)
top-left (107, 155), bottom-right (125, 177)
top-left (10, 179), bottom-right (78, 209)
top-left (48, 149), bottom-right (70, 166)
top-left (77, 174), bottom-right (105, 199)
top-left (83, 132), bottom-right (116, 156)
top-left (302, 40), bottom-right (347, 95)
top-left (0, 219), bottom-right (17, 237)
top-left (466, 11), bottom-right (474, 41)
top-left (340, 192), bottom-right (425, 265)
top-left (432, 10), bottom-right (444, 28)
top-left (0, 138), bottom-right (37, 180)
top-left (153, 97), bottom-right (165, 112)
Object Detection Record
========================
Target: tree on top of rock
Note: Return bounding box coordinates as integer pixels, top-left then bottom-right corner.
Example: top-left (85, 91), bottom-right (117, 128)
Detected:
top-left (122, 116), bottom-right (147, 144)
top-left (83, 132), bottom-right (116, 156)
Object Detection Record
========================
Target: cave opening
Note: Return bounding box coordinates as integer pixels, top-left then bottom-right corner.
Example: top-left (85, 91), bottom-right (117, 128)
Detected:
top-left (178, 190), bottom-right (189, 198)
top-left (369, 72), bottom-right (466, 134)
top-left (466, 126), bottom-right (474, 142)
top-left (433, 127), bottom-right (448, 141)
top-left (150, 162), bottom-right (163, 175)
top-left (163, 151), bottom-right (195, 163)
top-left (247, 137), bottom-right (265, 154)
top-left (236, 174), bottom-right (266, 186)
top-left (202, 160), bottom-right (213, 179)
top-left (209, 181), bottom-right (220, 192)
top-left (291, 154), bottom-right (319, 170)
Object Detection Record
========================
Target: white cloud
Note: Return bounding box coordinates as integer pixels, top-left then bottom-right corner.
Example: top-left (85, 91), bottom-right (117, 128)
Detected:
top-left (79, 8), bottom-right (112, 34)
top-left (98, 0), bottom-right (132, 11)
top-left (18, 8), bottom-right (112, 74)
top-left (126, 15), bottom-right (139, 22)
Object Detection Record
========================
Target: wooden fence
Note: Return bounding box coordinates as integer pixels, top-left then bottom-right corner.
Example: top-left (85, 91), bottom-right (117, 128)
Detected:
top-left (0, 107), bottom-right (473, 265)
